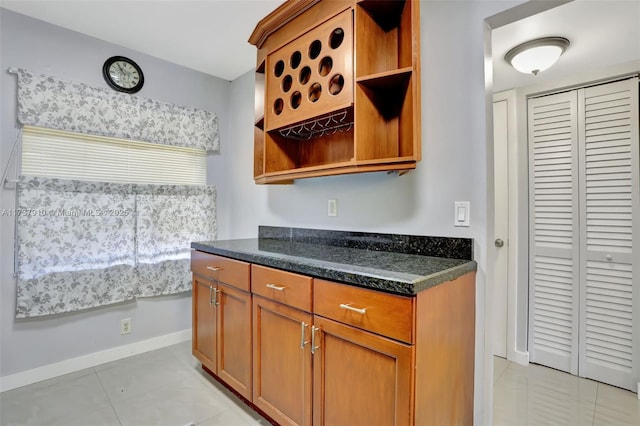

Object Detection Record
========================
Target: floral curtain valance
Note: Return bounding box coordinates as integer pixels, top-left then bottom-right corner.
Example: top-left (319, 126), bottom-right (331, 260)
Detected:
top-left (9, 68), bottom-right (220, 152)
top-left (16, 176), bottom-right (217, 318)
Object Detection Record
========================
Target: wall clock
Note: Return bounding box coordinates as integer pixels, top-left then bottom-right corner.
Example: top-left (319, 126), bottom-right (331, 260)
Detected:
top-left (102, 56), bottom-right (144, 93)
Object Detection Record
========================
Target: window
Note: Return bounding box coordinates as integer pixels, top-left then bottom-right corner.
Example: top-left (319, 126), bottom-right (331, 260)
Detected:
top-left (21, 125), bottom-right (206, 185)
top-left (10, 69), bottom-right (219, 318)
top-left (16, 126), bottom-right (215, 318)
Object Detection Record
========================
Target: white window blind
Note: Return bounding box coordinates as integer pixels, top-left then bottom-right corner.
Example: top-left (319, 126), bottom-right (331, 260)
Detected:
top-left (21, 125), bottom-right (206, 185)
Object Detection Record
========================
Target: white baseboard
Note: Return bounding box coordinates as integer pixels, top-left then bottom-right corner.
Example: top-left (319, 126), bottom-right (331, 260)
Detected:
top-left (511, 349), bottom-right (529, 366)
top-left (0, 328), bottom-right (192, 393)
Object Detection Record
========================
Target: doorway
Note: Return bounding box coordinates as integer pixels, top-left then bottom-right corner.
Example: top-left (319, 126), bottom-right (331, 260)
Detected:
top-left (488, 0), bottom-right (640, 412)
top-left (527, 77), bottom-right (639, 391)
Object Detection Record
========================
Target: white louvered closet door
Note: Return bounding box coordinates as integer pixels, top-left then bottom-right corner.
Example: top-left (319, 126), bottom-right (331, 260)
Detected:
top-left (528, 91), bottom-right (580, 375)
top-left (529, 77), bottom-right (639, 392)
top-left (578, 78), bottom-right (639, 391)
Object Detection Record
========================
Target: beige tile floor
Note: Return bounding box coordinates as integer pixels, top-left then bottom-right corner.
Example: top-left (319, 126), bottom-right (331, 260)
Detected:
top-left (2, 345), bottom-right (639, 426)
top-left (493, 356), bottom-right (640, 426)
top-left (0, 341), bottom-right (270, 426)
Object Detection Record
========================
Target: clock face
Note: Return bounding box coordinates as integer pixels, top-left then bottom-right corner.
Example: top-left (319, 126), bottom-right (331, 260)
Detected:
top-left (103, 56), bottom-right (144, 93)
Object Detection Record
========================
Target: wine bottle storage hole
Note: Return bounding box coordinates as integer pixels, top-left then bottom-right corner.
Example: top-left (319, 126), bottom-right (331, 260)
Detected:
top-left (309, 83), bottom-right (322, 103)
top-left (291, 91), bottom-right (302, 109)
top-left (329, 28), bottom-right (344, 49)
top-left (290, 51), bottom-right (302, 69)
top-left (282, 75), bottom-right (292, 92)
top-left (300, 66), bottom-right (311, 85)
top-left (309, 40), bottom-right (322, 59)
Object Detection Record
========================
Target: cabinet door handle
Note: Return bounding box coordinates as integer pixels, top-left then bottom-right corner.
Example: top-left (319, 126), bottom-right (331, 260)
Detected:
top-left (212, 288), bottom-right (220, 306)
top-left (300, 322), bottom-right (309, 349)
top-left (339, 303), bottom-right (367, 315)
top-left (206, 266), bottom-right (221, 272)
top-left (311, 325), bottom-right (320, 355)
top-left (266, 283), bottom-right (286, 291)
top-left (209, 286), bottom-right (214, 305)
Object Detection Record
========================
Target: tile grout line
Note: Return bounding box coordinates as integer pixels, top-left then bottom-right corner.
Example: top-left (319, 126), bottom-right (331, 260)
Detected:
top-left (93, 366), bottom-right (125, 426)
top-left (493, 358), bottom-right (511, 385)
top-left (591, 382), bottom-right (599, 426)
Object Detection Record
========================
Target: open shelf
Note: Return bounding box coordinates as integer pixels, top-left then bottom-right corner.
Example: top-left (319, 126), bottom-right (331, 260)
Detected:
top-left (357, 67), bottom-right (412, 90)
top-left (355, 70), bottom-right (414, 161)
top-left (254, 70), bottom-right (265, 130)
top-left (256, 58), bottom-right (266, 74)
top-left (258, 160), bottom-right (417, 184)
top-left (357, 71), bottom-right (410, 119)
top-left (255, 116), bottom-right (265, 131)
top-left (355, 0), bottom-right (413, 77)
top-left (357, 0), bottom-right (406, 31)
top-left (276, 107), bottom-right (353, 140)
top-left (265, 113), bottom-right (355, 174)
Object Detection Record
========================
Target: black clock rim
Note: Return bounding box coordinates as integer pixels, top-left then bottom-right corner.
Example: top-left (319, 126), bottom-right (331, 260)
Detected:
top-left (102, 56), bottom-right (144, 94)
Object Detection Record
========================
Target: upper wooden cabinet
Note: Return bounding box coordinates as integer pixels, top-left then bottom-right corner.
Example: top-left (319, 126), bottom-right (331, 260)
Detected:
top-left (249, 0), bottom-right (421, 184)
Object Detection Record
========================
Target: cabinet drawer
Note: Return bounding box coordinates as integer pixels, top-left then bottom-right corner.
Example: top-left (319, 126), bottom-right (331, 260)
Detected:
top-left (314, 279), bottom-right (414, 344)
top-left (191, 251), bottom-right (250, 292)
top-left (251, 265), bottom-right (312, 312)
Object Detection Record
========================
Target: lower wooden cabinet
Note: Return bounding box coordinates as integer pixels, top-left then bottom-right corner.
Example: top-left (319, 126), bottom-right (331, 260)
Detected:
top-left (192, 254), bottom-right (252, 401)
top-left (193, 277), bottom-right (217, 369)
top-left (216, 282), bottom-right (252, 400)
top-left (311, 315), bottom-right (414, 426)
top-left (192, 251), bottom-right (475, 426)
top-left (252, 295), bottom-right (313, 426)
top-left (253, 298), bottom-right (414, 426)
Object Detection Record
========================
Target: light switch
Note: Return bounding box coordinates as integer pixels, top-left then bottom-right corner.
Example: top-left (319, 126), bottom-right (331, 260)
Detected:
top-left (454, 201), bottom-right (470, 227)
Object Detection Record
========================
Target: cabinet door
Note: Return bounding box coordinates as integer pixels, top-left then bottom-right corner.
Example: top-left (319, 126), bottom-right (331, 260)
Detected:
top-left (216, 282), bottom-right (253, 400)
top-left (253, 296), bottom-right (312, 426)
top-left (312, 316), bottom-right (414, 426)
top-left (192, 277), bottom-right (216, 372)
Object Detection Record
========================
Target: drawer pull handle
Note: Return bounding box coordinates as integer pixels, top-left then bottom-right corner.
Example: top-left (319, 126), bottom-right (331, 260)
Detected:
top-left (340, 303), bottom-right (367, 315)
top-left (206, 266), bottom-right (221, 272)
top-left (266, 283), bottom-right (286, 291)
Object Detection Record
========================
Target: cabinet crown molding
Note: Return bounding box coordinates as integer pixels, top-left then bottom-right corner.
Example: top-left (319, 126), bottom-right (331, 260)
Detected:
top-left (248, 0), bottom-right (321, 48)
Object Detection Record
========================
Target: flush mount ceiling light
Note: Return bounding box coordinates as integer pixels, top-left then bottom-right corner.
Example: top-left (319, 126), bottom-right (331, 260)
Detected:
top-left (505, 36), bottom-right (570, 76)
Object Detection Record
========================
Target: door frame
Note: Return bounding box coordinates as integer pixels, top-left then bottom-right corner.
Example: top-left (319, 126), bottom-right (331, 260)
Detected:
top-left (485, 0), bottom-right (640, 422)
top-left (492, 90), bottom-right (520, 363)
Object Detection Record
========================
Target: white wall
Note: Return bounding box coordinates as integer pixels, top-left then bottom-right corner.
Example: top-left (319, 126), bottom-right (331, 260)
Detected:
top-left (0, 9), bottom-right (231, 379)
top-left (227, 1), bottom-right (525, 423)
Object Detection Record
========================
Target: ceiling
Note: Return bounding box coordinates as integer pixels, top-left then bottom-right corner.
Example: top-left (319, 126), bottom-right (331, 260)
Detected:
top-left (492, 0), bottom-right (640, 92)
top-left (0, 0), bottom-right (285, 81)
top-left (1, 0), bottom-right (638, 86)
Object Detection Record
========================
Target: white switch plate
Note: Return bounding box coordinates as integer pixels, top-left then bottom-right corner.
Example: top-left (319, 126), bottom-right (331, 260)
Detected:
top-left (328, 199), bottom-right (338, 217)
top-left (454, 201), bottom-right (470, 227)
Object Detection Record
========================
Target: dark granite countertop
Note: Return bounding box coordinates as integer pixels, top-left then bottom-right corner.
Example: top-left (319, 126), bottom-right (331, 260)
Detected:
top-left (191, 227), bottom-right (477, 295)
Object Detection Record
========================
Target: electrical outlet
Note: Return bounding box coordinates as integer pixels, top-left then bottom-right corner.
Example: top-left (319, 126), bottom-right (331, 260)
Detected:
top-left (328, 199), bottom-right (338, 217)
top-left (120, 318), bottom-right (132, 335)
